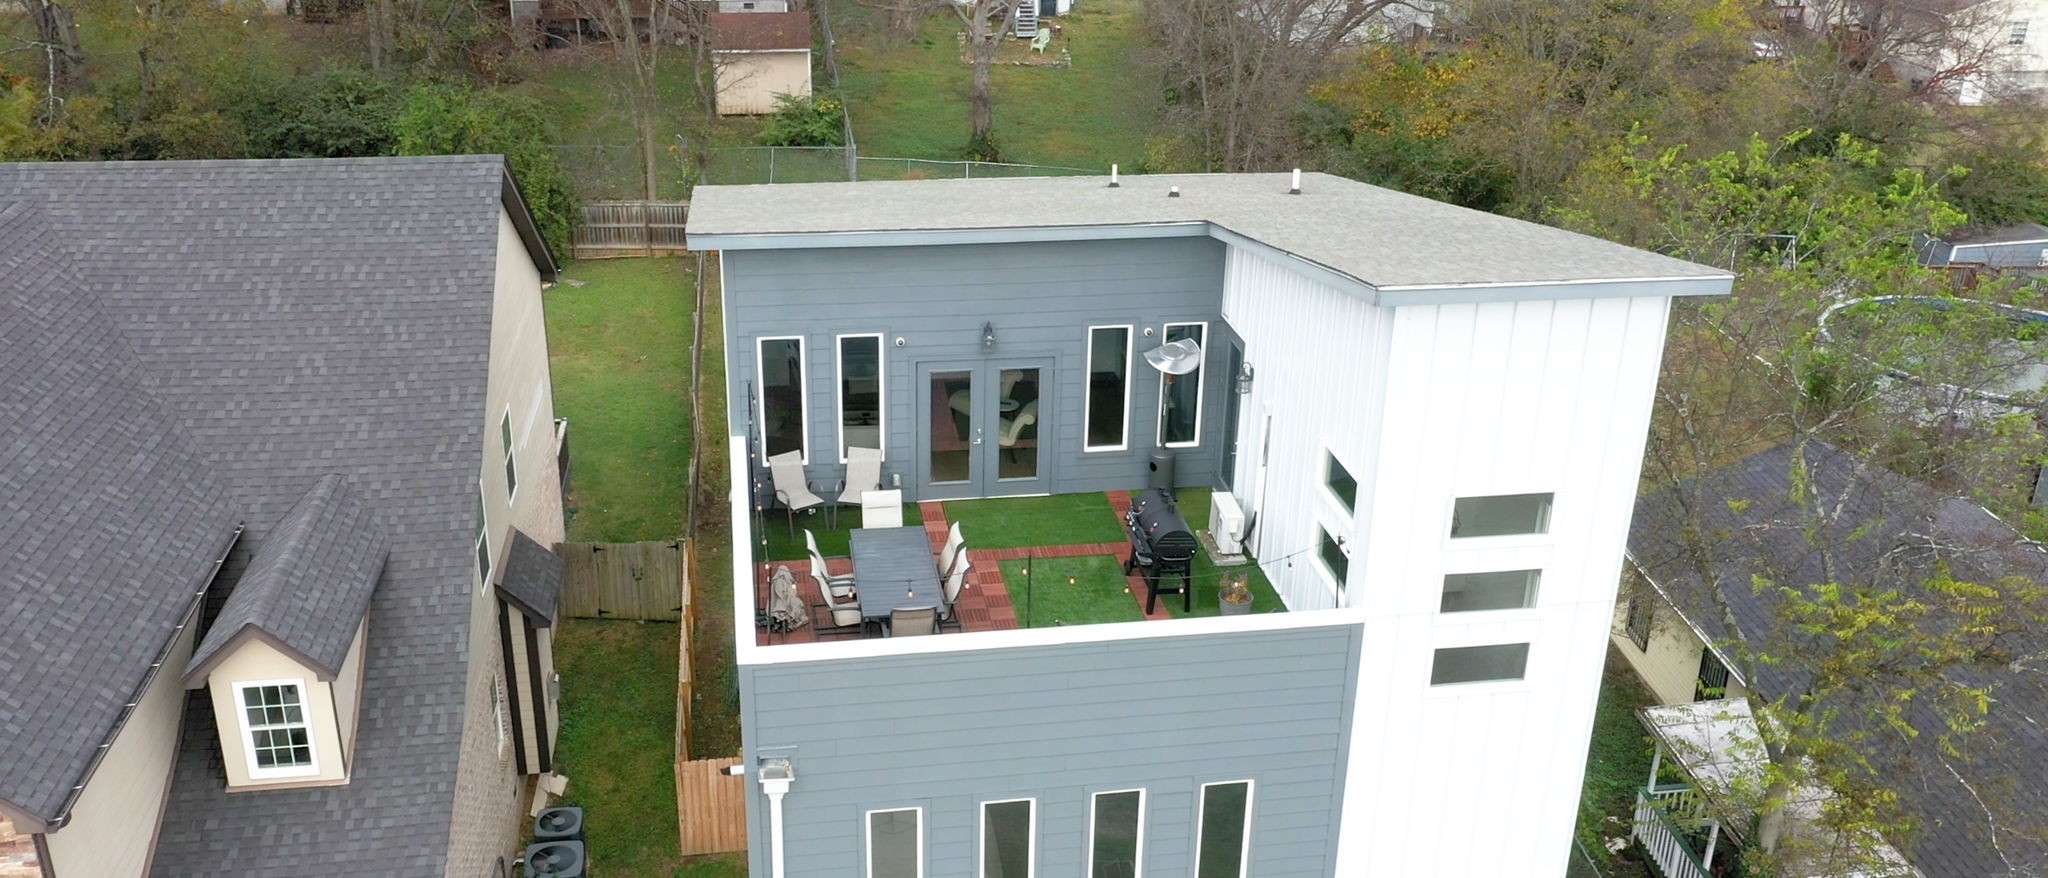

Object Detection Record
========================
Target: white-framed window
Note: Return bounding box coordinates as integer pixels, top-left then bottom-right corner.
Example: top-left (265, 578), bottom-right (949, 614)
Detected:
top-left (979, 798), bottom-right (1035, 878)
top-left (501, 407), bottom-right (518, 501)
top-left (1324, 451), bottom-right (1358, 511)
top-left (1194, 780), bottom-right (1253, 878)
top-left (1431, 642), bottom-right (1531, 685)
top-left (836, 333), bottom-right (885, 462)
top-left (474, 482), bottom-right (491, 591)
top-left (1315, 524), bottom-right (1347, 597)
top-left (866, 807), bottom-right (923, 878)
top-left (238, 680), bottom-right (318, 779)
top-left (1084, 325), bottom-right (1132, 451)
top-left (1449, 492), bottom-right (1553, 539)
top-left (493, 670), bottom-right (510, 761)
top-left (757, 336), bottom-right (810, 464)
top-left (2013, 19), bottom-right (2029, 44)
top-left (1157, 322), bottom-right (1206, 448)
top-left (1088, 789), bottom-right (1144, 878)
top-left (1440, 569), bottom-right (1541, 612)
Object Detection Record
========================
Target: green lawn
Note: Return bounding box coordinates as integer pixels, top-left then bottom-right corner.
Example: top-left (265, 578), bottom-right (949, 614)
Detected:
top-left (1170, 488), bottom-right (1286, 617)
top-left (999, 555), bottom-right (1146, 627)
top-left (551, 619), bottom-right (685, 875)
top-left (941, 492), bottom-right (1127, 548)
top-left (688, 263), bottom-right (745, 761)
top-left (1577, 647), bottom-right (1659, 878)
top-left (833, 0), bottom-right (1156, 168)
top-left (547, 258), bottom-right (695, 542)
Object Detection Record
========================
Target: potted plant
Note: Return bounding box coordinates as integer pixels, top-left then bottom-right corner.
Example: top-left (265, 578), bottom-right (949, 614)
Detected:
top-left (1219, 573), bottom-right (1253, 616)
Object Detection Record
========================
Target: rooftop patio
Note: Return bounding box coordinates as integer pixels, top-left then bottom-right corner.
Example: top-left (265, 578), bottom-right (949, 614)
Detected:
top-left (752, 489), bottom-right (1284, 646)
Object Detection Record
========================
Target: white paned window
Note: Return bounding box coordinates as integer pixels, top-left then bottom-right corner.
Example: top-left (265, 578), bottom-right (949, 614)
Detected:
top-left (501, 408), bottom-right (518, 500)
top-left (474, 483), bottom-right (491, 590)
top-left (1449, 493), bottom-right (1552, 538)
top-left (1194, 780), bottom-right (1253, 878)
top-left (239, 681), bottom-right (317, 778)
top-left (1088, 789), bottom-right (1144, 878)
top-left (1431, 643), bottom-right (1531, 685)
top-left (1084, 325), bottom-right (1132, 451)
top-left (980, 799), bottom-right (1035, 878)
top-left (867, 807), bottom-right (923, 878)
top-left (837, 334), bottom-right (885, 462)
top-left (1440, 570), bottom-right (1541, 612)
top-left (1157, 322), bottom-right (1206, 448)
top-left (2013, 20), bottom-right (2029, 44)
top-left (758, 336), bottom-right (809, 463)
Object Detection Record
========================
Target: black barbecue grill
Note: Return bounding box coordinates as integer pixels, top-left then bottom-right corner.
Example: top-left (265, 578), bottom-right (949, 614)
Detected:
top-left (1122, 487), bottom-right (1197, 613)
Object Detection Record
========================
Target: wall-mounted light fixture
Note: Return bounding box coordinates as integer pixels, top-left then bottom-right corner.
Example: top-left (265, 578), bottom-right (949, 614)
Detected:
top-left (895, 336), bottom-right (907, 347)
top-left (1236, 361), bottom-right (1255, 395)
top-left (982, 322), bottom-right (996, 349)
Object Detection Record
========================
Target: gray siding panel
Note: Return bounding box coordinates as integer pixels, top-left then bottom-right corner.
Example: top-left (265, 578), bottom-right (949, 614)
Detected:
top-left (738, 624), bottom-right (1361, 878)
top-left (724, 238), bottom-right (1233, 498)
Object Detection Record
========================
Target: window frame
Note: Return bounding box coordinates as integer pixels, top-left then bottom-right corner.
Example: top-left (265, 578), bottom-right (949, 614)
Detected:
top-left (1322, 450), bottom-right (1358, 513)
top-left (475, 480), bottom-right (491, 592)
top-left (1193, 779), bottom-right (1255, 878)
top-left (1429, 642), bottom-right (1532, 687)
top-left (835, 333), bottom-right (886, 464)
top-left (501, 406), bottom-right (518, 502)
top-left (236, 679), bottom-right (319, 780)
top-left (2013, 19), bottom-right (2029, 44)
top-left (1438, 569), bottom-right (1541, 614)
top-left (1447, 492), bottom-right (1554, 541)
top-left (1155, 322), bottom-right (1207, 449)
top-left (1625, 589), bottom-right (1654, 651)
top-left (864, 806), bottom-right (924, 878)
top-left (1314, 523), bottom-right (1347, 598)
top-left (756, 335), bottom-right (812, 465)
top-left (1083, 325), bottom-right (1134, 452)
top-left (977, 797), bottom-right (1036, 878)
top-left (1087, 788), bottom-right (1145, 878)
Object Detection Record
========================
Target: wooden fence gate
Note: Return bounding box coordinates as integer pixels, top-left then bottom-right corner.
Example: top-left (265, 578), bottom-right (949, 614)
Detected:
top-left (676, 756), bottom-right (748, 855)
top-left (571, 200), bottom-right (690, 259)
top-left (558, 540), bottom-right (686, 621)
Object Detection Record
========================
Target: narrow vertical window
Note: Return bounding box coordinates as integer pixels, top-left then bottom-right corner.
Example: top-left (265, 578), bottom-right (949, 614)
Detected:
top-left (1089, 789), bottom-right (1143, 878)
top-left (1316, 525), bottom-right (1347, 592)
top-left (240, 681), bottom-right (316, 778)
top-left (980, 799), bottom-right (1034, 878)
top-left (1324, 452), bottom-right (1356, 510)
top-left (474, 485), bottom-right (491, 588)
top-left (837, 334), bottom-right (884, 461)
top-left (867, 808), bottom-right (923, 878)
top-left (501, 409), bottom-right (518, 500)
top-left (1195, 780), bottom-right (1253, 878)
top-left (1625, 587), bottom-right (1654, 651)
top-left (757, 336), bottom-right (808, 462)
top-left (1696, 649), bottom-right (1732, 700)
top-left (1084, 326), bottom-right (1131, 451)
top-left (1157, 322), bottom-right (1205, 447)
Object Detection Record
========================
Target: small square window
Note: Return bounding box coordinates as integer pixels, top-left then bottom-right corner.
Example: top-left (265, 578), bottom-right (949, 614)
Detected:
top-left (1431, 643), bottom-right (1530, 685)
top-left (1324, 452), bottom-right (1356, 510)
top-left (1450, 493), bottom-right (1552, 538)
top-left (2012, 20), bottom-right (2029, 45)
top-left (1440, 569), bottom-right (1539, 612)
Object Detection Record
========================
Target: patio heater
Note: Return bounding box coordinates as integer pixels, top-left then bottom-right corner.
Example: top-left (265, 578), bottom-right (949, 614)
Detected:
top-left (1142, 338), bottom-right (1202, 491)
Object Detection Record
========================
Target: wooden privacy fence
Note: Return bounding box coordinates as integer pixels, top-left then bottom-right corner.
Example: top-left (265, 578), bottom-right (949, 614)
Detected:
top-left (558, 540), bottom-right (686, 621)
top-left (676, 756), bottom-right (748, 855)
top-left (571, 200), bottom-right (690, 258)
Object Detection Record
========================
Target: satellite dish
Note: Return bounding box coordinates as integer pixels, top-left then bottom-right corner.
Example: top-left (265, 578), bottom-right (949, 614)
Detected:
top-left (1143, 338), bottom-right (1203, 375)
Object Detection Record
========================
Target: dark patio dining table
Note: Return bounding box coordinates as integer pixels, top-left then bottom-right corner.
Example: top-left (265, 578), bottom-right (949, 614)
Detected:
top-left (851, 526), bottom-right (944, 626)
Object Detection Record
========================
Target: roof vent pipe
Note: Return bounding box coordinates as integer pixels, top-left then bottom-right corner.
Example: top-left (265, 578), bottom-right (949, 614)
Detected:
top-left (1290, 169), bottom-right (1301, 195)
top-left (1168, 186), bottom-right (1180, 198)
top-left (1109, 164), bottom-right (1120, 188)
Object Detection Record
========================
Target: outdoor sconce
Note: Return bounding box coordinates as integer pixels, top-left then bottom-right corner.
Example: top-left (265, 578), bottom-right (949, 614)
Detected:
top-left (895, 337), bottom-right (906, 347)
top-left (1236, 362), bottom-right (1255, 395)
top-left (982, 322), bottom-right (996, 349)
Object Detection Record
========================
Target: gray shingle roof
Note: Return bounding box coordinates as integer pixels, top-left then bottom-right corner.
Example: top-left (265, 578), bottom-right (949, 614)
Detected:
top-left (0, 156), bottom-right (522, 874)
top-left (1629, 440), bottom-right (2048, 876)
top-left (685, 172), bottom-right (1733, 290)
top-left (496, 530), bottom-right (563, 626)
top-left (0, 199), bottom-right (240, 825)
top-left (184, 474), bottom-right (388, 684)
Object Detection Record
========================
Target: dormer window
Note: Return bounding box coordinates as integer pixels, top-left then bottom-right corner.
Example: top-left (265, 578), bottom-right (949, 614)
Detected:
top-left (240, 681), bottom-right (318, 778)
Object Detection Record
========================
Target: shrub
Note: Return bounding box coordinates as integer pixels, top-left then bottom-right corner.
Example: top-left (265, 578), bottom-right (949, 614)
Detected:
top-left (758, 93), bottom-right (844, 147)
top-left (393, 81), bottom-right (578, 258)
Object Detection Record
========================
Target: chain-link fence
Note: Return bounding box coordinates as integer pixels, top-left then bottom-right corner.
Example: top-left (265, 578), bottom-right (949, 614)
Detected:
top-left (552, 143), bottom-right (693, 202)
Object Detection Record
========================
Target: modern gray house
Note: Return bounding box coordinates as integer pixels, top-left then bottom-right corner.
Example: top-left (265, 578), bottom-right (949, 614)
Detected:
top-left (688, 172), bottom-right (1733, 877)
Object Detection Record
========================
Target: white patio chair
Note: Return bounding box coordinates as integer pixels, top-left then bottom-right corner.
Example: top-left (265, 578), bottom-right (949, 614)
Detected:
top-left (938, 555), bottom-right (971, 632)
top-left (888, 606), bottom-right (938, 637)
top-left (935, 521), bottom-right (965, 580)
top-left (835, 446), bottom-right (885, 527)
top-left (861, 488), bottom-right (904, 528)
top-left (767, 451), bottom-right (825, 536)
top-left (811, 585), bottom-right (866, 638)
top-left (804, 529), bottom-right (856, 599)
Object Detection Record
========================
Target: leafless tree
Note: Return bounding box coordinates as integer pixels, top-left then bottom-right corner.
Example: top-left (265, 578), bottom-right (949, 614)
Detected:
top-left (557, 0), bottom-right (714, 199)
top-left (1775, 0), bottom-right (2024, 118)
top-left (952, 0), bottom-right (1017, 155)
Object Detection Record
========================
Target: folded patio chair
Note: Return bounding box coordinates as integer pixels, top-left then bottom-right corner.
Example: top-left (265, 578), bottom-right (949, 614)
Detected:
top-left (938, 555), bottom-right (971, 632)
top-left (804, 529), bottom-right (856, 599)
top-left (768, 450), bottom-right (826, 536)
top-left (935, 521), bottom-right (965, 580)
top-left (811, 585), bottom-right (866, 638)
top-left (888, 605), bottom-right (938, 637)
top-left (835, 446), bottom-right (885, 527)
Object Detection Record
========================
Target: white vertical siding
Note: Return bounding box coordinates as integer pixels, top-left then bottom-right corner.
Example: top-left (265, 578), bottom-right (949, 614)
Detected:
top-left (1219, 246), bottom-right (1393, 612)
top-left (1334, 295), bottom-right (1672, 875)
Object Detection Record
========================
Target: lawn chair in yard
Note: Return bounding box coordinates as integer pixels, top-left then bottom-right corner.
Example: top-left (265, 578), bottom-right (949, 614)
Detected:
top-left (812, 584), bottom-right (866, 638)
top-left (937, 555), bottom-right (971, 632)
top-left (935, 521), bottom-right (966, 580)
top-left (835, 446), bottom-right (885, 527)
top-left (766, 565), bottom-right (810, 634)
top-left (768, 450), bottom-right (825, 536)
top-left (888, 606), bottom-right (938, 637)
top-left (804, 529), bottom-right (857, 599)
top-left (1030, 28), bottom-right (1052, 53)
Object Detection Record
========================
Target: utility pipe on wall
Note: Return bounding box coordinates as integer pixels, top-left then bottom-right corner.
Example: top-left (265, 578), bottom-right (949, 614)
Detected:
top-left (758, 757), bottom-right (795, 878)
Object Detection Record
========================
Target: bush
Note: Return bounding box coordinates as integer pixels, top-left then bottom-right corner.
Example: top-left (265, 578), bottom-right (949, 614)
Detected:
top-left (758, 93), bottom-right (845, 147)
top-left (241, 68), bottom-right (403, 159)
top-left (393, 81), bottom-right (578, 258)
top-left (963, 129), bottom-right (1003, 163)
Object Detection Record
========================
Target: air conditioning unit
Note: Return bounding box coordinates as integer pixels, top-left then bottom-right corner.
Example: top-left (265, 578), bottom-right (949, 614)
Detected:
top-left (534, 806), bottom-right (585, 843)
top-left (1209, 491), bottom-right (1246, 555)
top-left (525, 840), bottom-right (585, 877)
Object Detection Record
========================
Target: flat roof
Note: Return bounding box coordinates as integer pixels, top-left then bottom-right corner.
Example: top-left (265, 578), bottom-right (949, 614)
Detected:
top-left (687, 172), bottom-right (1732, 293)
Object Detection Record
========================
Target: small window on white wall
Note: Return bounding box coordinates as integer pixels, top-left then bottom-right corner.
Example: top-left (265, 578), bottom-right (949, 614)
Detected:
top-left (1440, 570), bottom-right (1540, 612)
top-left (867, 808), bottom-right (922, 878)
top-left (1316, 525), bottom-right (1347, 593)
top-left (2012, 20), bottom-right (2029, 45)
top-left (1449, 493), bottom-right (1552, 538)
top-left (239, 681), bottom-right (316, 778)
top-left (1195, 780), bottom-right (1253, 878)
top-left (1324, 452), bottom-right (1357, 511)
top-left (1431, 643), bottom-right (1531, 685)
top-left (980, 799), bottom-right (1035, 878)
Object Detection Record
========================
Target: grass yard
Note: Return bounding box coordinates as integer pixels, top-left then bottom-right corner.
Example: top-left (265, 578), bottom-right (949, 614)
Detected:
top-left (833, 0), bottom-right (1157, 168)
top-left (940, 492), bottom-right (1127, 548)
top-left (999, 555), bottom-right (1146, 627)
top-left (547, 258), bottom-right (695, 543)
top-left (550, 619), bottom-right (685, 874)
top-left (687, 261), bottom-right (745, 762)
top-left (1577, 647), bottom-right (1659, 878)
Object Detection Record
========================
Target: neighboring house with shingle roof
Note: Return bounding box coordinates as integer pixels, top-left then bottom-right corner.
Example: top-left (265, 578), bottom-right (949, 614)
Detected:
top-left (1611, 440), bottom-right (2048, 876)
top-left (0, 156), bottom-right (570, 877)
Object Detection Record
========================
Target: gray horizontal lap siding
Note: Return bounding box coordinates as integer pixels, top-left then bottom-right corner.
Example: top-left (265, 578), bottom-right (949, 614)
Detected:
top-left (739, 624), bottom-right (1360, 877)
top-left (723, 238), bottom-right (1231, 499)
top-left (1952, 239), bottom-right (2048, 268)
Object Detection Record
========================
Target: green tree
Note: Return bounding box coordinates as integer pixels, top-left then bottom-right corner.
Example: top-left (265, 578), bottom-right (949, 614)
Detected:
top-left (393, 82), bottom-right (577, 257)
top-left (239, 68), bottom-right (403, 159)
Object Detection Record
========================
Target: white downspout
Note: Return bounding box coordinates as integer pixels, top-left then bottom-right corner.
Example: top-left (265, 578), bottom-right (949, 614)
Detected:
top-left (758, 757), bottom-right (795, 878)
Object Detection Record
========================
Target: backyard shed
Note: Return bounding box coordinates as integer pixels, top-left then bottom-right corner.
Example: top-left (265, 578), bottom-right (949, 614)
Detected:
top-left (710, 11), bottom-right (813, 115)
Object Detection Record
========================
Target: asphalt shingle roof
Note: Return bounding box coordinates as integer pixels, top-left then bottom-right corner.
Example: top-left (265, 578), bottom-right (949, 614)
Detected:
top-left (0, 156), bottom-right (524, 874)
top-left (184, 474), bottom-right (388, 684)
top-left (0, 200), bottom-right (239, 824)
top-left (496, 530), bottom-right (563, 626)
top-left (1629, 440), bottom-right (2048, 876)
top-left (709, 10), bottom-right (811, 50)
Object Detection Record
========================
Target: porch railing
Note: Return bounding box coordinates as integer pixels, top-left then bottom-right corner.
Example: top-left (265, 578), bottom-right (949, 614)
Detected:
top-left (1633, 785), bottom-right (1713, 878)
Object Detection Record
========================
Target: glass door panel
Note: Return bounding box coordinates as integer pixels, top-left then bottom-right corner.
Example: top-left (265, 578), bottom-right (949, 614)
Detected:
top-left (995, 367), bottom-right (1041, 482)
top-left (931, 369), bottom-right (974, 486)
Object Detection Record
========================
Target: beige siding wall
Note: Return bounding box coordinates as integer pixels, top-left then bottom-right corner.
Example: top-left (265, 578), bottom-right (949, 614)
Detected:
top-left (715, 50), bottom-right (813, 115)
top-left (443, 208), bottom-right (563, 875)
top-left (1609, 583), bottom-right (1749, 707)
top-left (537, 626), bottom-right (558, 762)
top-left (0, 816), bottom-right (37, 878)
top-left (41, 621), bottom-right (197, 877)
top-left (333, 619), bottom-right (368, 754)
top-left (502, 605), bottom-right (543, 774)
top-left (203, 640), bottom-right (346, 788)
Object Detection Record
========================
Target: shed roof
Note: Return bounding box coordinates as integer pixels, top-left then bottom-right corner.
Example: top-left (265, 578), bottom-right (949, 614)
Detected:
top-left (686, 172), bottom-right (1733, 293)
top-left (496, 530), bottom-right (564, 626)
top-left (710, 10), bottom-right (811, 50)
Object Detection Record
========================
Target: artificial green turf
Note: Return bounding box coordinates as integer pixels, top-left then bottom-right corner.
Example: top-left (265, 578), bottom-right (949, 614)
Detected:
top-left (1165, 488), bottom-right (1287, 616)
top-left (1575, 648), bottom-right (1660, 878)
top-left (940, 492), bottom-right (1127, 548)
top-left (833, 0), bottom-right (1156, 169)
top-left (546, 258), bottom-right (695, 542)
top-left (551, 619), bottom-right (685, 875)
top-left (757, 504), bottom-right (922, 562)
top-left (999, 555), bottom-right (1146, 628)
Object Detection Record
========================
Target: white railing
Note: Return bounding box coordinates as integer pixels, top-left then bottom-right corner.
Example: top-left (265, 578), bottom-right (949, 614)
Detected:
top-left (1633, 787), bottom-right (1713, 878)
